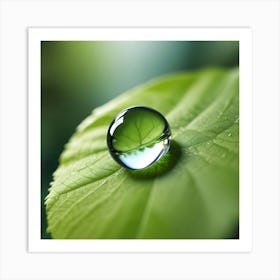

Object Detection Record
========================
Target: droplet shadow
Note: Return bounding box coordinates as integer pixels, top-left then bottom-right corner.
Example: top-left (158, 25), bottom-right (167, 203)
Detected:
top-left (126, 140), bottom-right (183, 180)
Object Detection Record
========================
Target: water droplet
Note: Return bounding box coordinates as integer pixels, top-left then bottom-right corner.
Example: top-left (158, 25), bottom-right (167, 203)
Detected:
top-left (107, 106), bottom-right (171, 170)
top-left (228, 132), bottom-right (232, 137)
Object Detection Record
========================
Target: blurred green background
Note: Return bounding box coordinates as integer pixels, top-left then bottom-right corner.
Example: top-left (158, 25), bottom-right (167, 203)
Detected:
top-left (41, 41), bottom-right (239, 238)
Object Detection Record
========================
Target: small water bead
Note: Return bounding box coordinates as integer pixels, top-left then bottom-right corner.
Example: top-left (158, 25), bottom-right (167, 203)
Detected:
top-left (107, 106), bottom-right (171, 170)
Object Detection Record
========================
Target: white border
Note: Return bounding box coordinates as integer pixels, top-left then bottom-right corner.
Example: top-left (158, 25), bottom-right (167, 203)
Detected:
top-left (1, 1), bottom-right (279, 279)
top-left (28, 27), bottom-right (252, 253)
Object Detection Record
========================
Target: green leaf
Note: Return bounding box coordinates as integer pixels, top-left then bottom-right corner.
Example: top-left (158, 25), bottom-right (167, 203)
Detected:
top-left (46, 68), bottom-right (239, 239)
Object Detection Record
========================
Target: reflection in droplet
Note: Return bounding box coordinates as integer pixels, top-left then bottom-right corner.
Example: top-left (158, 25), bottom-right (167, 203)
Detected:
top-left (107, 106), bottom-right (171, 170)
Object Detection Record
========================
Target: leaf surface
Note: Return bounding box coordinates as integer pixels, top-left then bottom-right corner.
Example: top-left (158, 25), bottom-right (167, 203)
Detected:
top-left (46, 68), bottom-right (239, 239)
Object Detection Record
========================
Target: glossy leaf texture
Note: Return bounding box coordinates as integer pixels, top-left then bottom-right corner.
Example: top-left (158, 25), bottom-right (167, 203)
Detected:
top-left (46, 68), bottom-right (239, 239)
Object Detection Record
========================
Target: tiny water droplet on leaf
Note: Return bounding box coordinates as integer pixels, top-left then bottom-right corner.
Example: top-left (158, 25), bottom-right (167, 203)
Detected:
top-left (107, 106), bottom-right (171, 170)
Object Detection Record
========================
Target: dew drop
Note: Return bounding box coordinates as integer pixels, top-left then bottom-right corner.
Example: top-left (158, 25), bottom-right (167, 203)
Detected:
top-left (228, 132), bottom-right (232, 137)
top-left (107, 106), bottom-right (171, 170)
